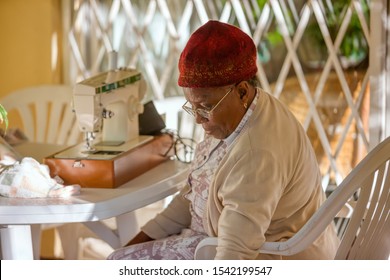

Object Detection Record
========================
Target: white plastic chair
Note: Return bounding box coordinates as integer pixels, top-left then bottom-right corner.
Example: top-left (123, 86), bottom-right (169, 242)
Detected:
top-left (154, 96), bottom-right (204, 143)
top-left (0, 85), bottom-right (80, 145)
top-left (195, 136), bottom-right (390, 260)
top-left (0, 85), bottom-right (82, 259)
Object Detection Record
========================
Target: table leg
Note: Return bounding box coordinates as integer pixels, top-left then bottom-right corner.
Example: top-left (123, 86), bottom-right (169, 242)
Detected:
top-left (0, 225), bottom-right (34, 260)
top-left (82, 211), bottom-right (139, 250)
top-left (116, 211), bottom-right (139, 246)
top-left (31, 224), bottom-right (42, 260)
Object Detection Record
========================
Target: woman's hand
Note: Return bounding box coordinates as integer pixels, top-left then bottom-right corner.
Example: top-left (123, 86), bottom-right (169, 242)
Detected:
top-left (125, 231), bottom-right (154, 247)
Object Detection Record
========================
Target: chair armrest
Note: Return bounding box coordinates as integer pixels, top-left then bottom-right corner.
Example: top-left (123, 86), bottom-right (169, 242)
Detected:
top-left (194, 237), bottom-right (218, 259)
top-left (194, 234), bottom-right (315, 259)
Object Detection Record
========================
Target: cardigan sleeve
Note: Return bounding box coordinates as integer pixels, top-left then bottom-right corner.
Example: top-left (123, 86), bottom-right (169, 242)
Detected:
top-left (141, 184), bottom-right (192, 240)
top-left (213, 149), bottom-right (284, 259)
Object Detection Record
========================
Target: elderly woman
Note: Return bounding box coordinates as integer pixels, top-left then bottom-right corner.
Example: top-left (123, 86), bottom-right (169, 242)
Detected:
top-left (108, 20), bottom-right (339, 260)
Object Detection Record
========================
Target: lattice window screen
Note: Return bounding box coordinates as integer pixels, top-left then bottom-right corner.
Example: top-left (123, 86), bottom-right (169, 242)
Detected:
top-left (64, 0), bottom-right (372, 189)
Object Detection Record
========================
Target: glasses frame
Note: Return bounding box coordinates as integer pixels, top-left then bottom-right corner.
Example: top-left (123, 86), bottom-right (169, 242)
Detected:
top-left (161, 129), bottom-right (196, 163)
top-left (182, 85), bottom-right (235, 119)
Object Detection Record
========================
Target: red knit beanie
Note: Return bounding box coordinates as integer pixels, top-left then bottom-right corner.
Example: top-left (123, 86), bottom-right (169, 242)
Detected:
top-left (178, 20), bottom-right (258, 88)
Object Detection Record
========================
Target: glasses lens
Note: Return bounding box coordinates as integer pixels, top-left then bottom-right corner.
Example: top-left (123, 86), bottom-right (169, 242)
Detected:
top-left (183, 106), bottom-right (195, 117)
top-left (183, 105), bottom-right (210, 119)
top-left (174, 138), bottom-right (196, 163)
top-left (196, 109), bottom-right (210, 119)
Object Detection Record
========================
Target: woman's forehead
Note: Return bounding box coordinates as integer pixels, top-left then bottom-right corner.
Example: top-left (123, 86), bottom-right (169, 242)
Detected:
top-left (183, 88), bottom-right (210, 101)
top-left (183, 87), bottom-right (226, 102)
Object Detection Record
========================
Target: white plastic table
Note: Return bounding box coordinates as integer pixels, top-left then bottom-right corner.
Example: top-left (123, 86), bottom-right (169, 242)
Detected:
top-left (0, 143), bottom-right (189, 259)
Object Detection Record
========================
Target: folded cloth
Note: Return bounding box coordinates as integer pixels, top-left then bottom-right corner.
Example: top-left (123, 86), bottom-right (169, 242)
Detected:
top-left (0, 157), bottom-right (80, 198)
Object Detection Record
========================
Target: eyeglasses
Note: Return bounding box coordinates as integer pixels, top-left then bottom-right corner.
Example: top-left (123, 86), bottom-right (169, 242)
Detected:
top-left (182, 86), bottom-right (234, 119)
top-left (162, 130), bottom-right (196, 163)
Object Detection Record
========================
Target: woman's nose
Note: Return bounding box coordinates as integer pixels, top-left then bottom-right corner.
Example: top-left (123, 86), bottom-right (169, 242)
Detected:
top-left (194, 112), bottom-right (207, 124)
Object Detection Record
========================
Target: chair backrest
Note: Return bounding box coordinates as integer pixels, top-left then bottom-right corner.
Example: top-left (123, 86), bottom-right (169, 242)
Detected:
top-left (259, 136), bottom-right (390, 259)
top-left (0, 85), bottom-right (82, 145)
top-left (177, 110), bottom-right (204, 143)
top-left (334, 137), bottom-right (390, 259)
top-left (154, 97), bottom-right (204, 143)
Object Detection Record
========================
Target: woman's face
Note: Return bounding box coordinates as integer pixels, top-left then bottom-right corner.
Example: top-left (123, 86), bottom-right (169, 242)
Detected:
top-left (183, 84), bottom-right (246, 139)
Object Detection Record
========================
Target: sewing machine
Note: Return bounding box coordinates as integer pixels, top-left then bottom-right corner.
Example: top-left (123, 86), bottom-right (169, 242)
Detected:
top-left (75, 68), bottom-right (151, 148)
top-left (51, 68), bottom-right (153, 158)
top-left (44, 68), bottom-right (173, 188)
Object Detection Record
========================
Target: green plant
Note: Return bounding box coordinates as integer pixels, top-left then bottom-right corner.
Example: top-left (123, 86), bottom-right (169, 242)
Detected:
top-left (304, 0), bottom-right (369, 67)
top-left (0, 104), bottom-right (8, 130)
top-left (251, 0), bottom-right (369, 68)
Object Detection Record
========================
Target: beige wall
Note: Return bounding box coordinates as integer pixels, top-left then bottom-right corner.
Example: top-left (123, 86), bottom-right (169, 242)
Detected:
top-left (0, 0), bottom-right (62, 98)
top-left (0, 0), bottom-right (62, 259)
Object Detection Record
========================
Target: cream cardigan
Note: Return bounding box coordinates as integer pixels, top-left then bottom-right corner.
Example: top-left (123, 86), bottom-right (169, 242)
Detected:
top-left (142, 89), bottom-right (340, 259)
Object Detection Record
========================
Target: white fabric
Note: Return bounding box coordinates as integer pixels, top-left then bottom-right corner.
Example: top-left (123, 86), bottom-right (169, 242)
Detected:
top-left (0, 157), bottom-right (80, 198)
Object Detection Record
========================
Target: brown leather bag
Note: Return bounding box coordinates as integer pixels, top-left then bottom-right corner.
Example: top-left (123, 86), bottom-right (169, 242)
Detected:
top-left (44, 134), bottom-right (174, 188)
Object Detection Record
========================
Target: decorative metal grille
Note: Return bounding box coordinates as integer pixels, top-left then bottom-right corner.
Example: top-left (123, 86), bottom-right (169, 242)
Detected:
top-left (64, 0), bottom-right (372, 189)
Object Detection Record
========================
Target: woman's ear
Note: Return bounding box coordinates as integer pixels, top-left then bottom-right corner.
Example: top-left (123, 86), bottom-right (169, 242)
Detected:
top-left (236, 81), bottom-right (249, 99)
top-left (239, 88), bottom-right (246, 99)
